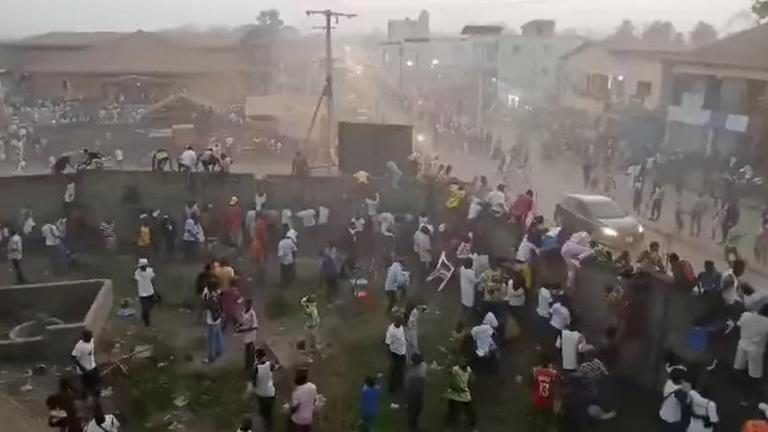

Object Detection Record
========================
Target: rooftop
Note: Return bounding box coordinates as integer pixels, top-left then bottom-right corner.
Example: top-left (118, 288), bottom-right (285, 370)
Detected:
top-left (669, 22), bottom-right (768, 71)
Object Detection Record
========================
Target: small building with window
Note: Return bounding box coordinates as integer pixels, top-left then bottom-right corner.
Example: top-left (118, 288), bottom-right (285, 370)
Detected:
top-left (662, 23), bottom-right (768, 158)
top-left (557, 42), bottom-right (678, 117)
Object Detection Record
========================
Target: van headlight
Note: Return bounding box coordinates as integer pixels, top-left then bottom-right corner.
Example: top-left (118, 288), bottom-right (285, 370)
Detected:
top-left (601, 227), bottom-right (618, 237)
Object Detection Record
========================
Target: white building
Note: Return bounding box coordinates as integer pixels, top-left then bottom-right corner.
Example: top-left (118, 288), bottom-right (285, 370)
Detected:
top-left (496, 20), bottom-right (583, 105)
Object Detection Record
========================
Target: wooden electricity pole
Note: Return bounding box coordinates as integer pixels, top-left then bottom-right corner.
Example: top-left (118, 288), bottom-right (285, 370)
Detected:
top-left (305, 9), bottom-right (356, 167)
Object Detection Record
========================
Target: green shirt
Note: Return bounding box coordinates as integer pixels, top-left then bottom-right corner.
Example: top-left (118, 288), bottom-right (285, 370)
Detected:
top-left (301, 298), bottom-right (319, 329)
top-left (445, 366), bottom-right (472, 402)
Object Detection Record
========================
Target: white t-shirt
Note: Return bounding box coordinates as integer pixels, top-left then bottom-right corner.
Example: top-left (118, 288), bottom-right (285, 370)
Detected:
top-left (659, 380), bottom-right (684, 423)
top-left (180, 149), bottom-right (197, 169)
top-left (134, 267), bottom-right (155, 297)
top-left (291, 382), bottom-right (318, 425)
top-left (240, 309), bottom-right (258, 344)
top-left (317, 206), bottom-right (330, 225)
top-left (281, 209), bottom-right (293, 226)
top-left (378, 212), bottom-right (395, 236)
top-left (737, 311), bottom-right (768, 352)
top-left (459, 267), bottom-right (477, 308)
top-left (365, 194), bottom-right (379, 216)
top-left (549, 303), bottom-right (571, 330)
top-left (385, 324), bottom-right (407, 355)
top-left (471, 324), bottom-right (495, 357)
top-left (254, 193), bottom-right (267, 211)
top-left (537, 287), bottom-right (552, 318)
top-left (516, 239), bottom-right (537, 263)
top-left (278, 238), bottom-right (298, 265)
top-left (687, 390), bottom-right (717, 432)
top-left (482, 311), bottom-right (499, 329)
top-left (41, 223), bottom-right (61, 246)
top-left (556, 329), bottom-right (582, 370)
top-left (296, 209), bottom-right (317, 227)
top-left (507, 279), bottom-right (525, 307)
top-left (85, 415), bottom-right (120, 432)
top-left (254, 361), bottom-right (276, 397)
top-left (467, 198), bottom-right (482, 220)
top-left (71, 339), bottom-right (96, 372)
top-left (114, 149), bottom-right (124, 161)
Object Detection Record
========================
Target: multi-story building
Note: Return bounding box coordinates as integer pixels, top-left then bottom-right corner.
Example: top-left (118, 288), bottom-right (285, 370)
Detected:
top-left (496, 20), bottom-right (583, 105)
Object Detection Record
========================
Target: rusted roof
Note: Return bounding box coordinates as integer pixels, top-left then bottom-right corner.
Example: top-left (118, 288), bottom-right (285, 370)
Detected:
top-left (670, 22), bottom-right (768, 71)
top-left (21, 31), bottom-right (250, 74)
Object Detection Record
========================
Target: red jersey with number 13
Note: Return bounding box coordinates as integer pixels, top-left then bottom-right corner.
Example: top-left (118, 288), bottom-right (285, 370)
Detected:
top-left (532, 367), bottom-right (558, 409)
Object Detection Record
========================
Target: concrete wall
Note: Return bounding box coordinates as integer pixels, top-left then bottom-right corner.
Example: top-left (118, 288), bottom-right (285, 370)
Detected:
top-left (0, 279), bottom-right (112, 363)
top-left (0, 171), bottom-right (431, 241)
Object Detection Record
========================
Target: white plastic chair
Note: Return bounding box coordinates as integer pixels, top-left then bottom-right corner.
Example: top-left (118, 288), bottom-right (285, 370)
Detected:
top-left (427, 251), bottom-right (455, 291)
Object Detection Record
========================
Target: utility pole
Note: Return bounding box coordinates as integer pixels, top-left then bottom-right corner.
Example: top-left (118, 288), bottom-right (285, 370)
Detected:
top-left (306, 9), bottom-right (356, 167)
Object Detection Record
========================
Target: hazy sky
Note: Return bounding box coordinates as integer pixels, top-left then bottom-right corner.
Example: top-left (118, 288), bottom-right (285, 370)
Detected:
top-left (0, 0), bottom-right (756, 38)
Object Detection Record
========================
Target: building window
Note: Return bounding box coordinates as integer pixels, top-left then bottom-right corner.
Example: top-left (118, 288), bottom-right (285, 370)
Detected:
top-left (635, 81), bottom-right (652, 99)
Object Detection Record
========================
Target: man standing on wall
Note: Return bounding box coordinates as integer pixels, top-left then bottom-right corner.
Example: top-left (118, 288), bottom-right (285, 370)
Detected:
top-left (7, 228), bottom-right (26, 284)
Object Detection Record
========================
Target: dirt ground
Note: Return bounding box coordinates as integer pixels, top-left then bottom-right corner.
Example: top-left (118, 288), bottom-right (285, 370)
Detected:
top-left (0, 235), bottom-right (710, 432)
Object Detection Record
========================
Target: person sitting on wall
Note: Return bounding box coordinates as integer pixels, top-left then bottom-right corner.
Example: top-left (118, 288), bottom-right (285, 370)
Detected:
top-left (152, 148), bottom-right (172, 171)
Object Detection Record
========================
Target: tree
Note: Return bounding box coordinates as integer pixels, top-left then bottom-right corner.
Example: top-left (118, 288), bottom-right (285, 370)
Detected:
top-left (689, 21), bottom-right (719, 47)
top-left (754, 0), bottom-right (768, 20)
top-left (610, 19), bottom-right (638, 42)
top-left (641, 21), bottom-right (680, 46)
top-left (257, 9), bottom-right (284, 30)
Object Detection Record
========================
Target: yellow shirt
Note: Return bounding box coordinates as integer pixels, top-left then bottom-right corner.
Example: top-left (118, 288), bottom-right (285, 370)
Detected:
top-left (446, 186), bottom-right (466, 209)
top-left (137, 226), bottom-right (151, 246)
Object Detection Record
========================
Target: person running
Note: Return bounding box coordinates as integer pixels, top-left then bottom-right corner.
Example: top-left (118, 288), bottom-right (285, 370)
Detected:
top-left (689, 194), bottom-right (709, 237)
top-left (734, 304), bottom-right (768, 405)
top-left (444, 362), bottom-right (478, 432)
top-left (236, 299), bottom-right (259, 373)
top-left (359, 376), bottom-right (381, 432)
top-left (134, 258), bottom-right (157, 327)
top-left (531, 353), bottom-right (558, 432)
top-left (385, 315), bottom-right (407, 405)
top-left (406, 353), bottom-right (427, 432)
top-left (7, 229), bottom-right (26, 284)
top-left (202, 282), bottom-right (224, 364)
top-left (300, 295), bottom-right (320, 352)
top-left (278, 232), bottom-right (298, 287)
top-left (71, 329), bottom-right (99, 396)
top-left (289, 368), bottom-right (317, 432)
top-left (250, 348), bottom-right (279, 431)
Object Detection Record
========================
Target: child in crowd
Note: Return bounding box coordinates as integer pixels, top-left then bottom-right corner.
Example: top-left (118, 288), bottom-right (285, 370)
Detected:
top-left (359, 376), bottom-right (381, 432)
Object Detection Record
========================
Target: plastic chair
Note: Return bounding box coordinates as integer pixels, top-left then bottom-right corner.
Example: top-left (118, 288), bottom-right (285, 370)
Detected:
top-left (427, 251), bottom-right (455, 291)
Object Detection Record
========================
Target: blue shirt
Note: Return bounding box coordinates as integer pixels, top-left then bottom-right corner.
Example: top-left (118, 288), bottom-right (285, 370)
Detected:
top-left (697, 270), bottom-right (721, 293)
top-left (360, 385), bottom-right (381, 418)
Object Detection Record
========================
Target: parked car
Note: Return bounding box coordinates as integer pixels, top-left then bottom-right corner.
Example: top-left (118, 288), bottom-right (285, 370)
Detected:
top-left (554, 194), bottom-right (644, 250)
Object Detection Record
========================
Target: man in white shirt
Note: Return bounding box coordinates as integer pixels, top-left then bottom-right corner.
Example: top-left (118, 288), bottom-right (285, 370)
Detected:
top-left (549, 299), bottom-right (571, 332)
top-left (555, 326), bottom-right (589, 372)
top-left (459, 259), bottom-right (477, 317)
top-left (278, 234), bottom-right (298, 286)
top-left (290, 369), bottom-right (318, 430)
top-left (251, 348), bottom-right (279, 431)
top-left (659, 367), bottom-right (689, 430)
top-left (296, 208), bottom-right (317, 230)
top-left (134, 258), bottom-right (156, 327)
top-left (485, 184), bottom-right (508, 216)
top-left (385, 316), bottom-right (407, 400)
top-left (41, 220), bottom-right (64, 274)
top-left (182, 215), bottom-right (199, 261)
top-left (179, 145), bottom-right (197, 172)
top-left (317, 206), bottom-right (330, 226)
top-left (734, 305), bottom-right (768, 404)
top-left (385, 258), bottom-right (408, 312)
top-left (7, 229), bottom-right (26, 284)
top-left (688, 387), bottom-right (718, 432)
top-left (71, 329), bottom-right (99, 395)
top-left (413, 225), bottom-right (432, 273)
top-left (236, 298), bottom-right (259, 373)
top-left (471, 322), bottom-right (496, 366)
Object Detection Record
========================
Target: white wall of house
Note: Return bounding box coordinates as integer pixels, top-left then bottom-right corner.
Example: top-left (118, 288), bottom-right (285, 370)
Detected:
top-left (496, 34), bottom-right (582, 103)
top-left (558, 45), bottom-right (665, 117)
